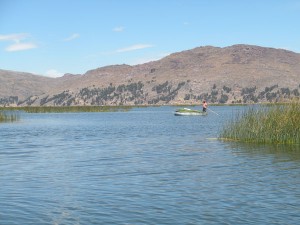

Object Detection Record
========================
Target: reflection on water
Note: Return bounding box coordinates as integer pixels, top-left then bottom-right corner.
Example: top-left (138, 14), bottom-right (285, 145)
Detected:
top-left (228, 142), bottom-right (300, 162)
top-left (1, 106), bottom-right (300, 224)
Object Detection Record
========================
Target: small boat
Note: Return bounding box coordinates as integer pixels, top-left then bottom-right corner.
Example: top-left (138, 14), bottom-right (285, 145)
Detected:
top-left (174, 108), bottom-right (208, 116)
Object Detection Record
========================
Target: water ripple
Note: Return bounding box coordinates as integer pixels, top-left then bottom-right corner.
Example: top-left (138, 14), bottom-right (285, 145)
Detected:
top-left (1, 107), bottom-right (300, 224)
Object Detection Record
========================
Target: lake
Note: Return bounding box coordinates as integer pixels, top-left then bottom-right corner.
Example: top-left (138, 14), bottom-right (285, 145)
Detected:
top-left (1, 106), bottom-right (300, 224)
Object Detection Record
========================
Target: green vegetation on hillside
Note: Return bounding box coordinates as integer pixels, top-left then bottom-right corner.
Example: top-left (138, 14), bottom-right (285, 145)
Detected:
top-left (149, 81), bottom-right (185, 104)
top-left (220, 100), bottom-right (300, 145)
top-left (1, 81), bottom-right (300, 106)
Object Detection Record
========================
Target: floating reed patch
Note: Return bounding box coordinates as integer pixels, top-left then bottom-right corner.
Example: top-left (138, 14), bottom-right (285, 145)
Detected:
top-left (220, 101), bottom-right (300, 145)
top-left (0, 111), bottom-right (20, 123)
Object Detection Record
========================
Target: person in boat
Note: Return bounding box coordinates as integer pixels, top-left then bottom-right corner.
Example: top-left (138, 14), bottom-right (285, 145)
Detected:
top-left (202, 100), bottom-right (208, 112)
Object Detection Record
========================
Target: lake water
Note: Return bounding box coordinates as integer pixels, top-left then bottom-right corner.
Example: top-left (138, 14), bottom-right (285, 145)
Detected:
top-left (1, 106), bottom-right (300, 224)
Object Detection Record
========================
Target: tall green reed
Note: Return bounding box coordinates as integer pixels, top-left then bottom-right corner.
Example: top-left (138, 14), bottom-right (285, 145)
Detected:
top-left (220, 101), bottom-right (300, 145)
top-left (0, 111), bottom-right (20, 123)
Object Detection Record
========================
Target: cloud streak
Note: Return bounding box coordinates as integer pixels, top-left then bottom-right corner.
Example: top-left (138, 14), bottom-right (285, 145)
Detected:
top-left (0, 33), bottom-right (37, 52)
top-left (63, 33), bottom-right (80, 41)
top-left (6, 42), bottom-right (37, 52)
top-left (116, 44), bottom-right (154, 53)
top-left (45, 69), bottom-right (64, 78)
top-left (113, 26), bottom-right (125, 32)
top-left (0, 33), bottom-right (29, 42)
top-left (86, 43), bottom-right (155, 59)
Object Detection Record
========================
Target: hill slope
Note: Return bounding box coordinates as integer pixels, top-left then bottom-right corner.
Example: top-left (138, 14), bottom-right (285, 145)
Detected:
top-left (1, 44), bottom-right (300, 106)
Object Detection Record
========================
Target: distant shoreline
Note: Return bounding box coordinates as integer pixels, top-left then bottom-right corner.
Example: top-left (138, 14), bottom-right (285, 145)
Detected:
top-left (0, 102), bottom-right (296, 113)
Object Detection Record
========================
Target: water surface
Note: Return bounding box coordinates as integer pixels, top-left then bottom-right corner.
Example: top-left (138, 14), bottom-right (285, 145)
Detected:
top-left (1, 106), bottom-right (300, 224)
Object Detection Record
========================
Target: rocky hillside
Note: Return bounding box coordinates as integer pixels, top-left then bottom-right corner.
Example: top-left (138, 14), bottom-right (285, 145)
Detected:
top-left (1, 44), bottom-right (300, 106)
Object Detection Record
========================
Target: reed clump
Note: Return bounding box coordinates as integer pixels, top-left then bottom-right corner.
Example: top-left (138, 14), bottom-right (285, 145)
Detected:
top-left (220, 101), bottom-right (300, 145)
top-left (0, 111), bottom-right (20, 123)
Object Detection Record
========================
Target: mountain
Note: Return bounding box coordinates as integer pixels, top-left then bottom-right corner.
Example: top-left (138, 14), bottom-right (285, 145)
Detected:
top-left (1, 44), bottom-right (300, 106)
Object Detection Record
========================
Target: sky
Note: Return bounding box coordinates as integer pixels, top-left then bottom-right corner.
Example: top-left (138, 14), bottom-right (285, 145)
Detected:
top-left (0, 0), bottom-right (300, 77)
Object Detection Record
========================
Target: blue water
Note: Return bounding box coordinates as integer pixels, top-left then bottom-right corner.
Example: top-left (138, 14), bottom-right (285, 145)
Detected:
top-left (1, 106), bottom-right (300, 224)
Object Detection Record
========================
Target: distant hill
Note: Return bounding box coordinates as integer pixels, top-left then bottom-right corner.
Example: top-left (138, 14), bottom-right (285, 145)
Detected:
top-left (1, 44), bottom-right (300, 106)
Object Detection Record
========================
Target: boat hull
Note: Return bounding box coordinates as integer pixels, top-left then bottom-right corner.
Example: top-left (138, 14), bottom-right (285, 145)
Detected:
top-left (174, 108), bottom-right (208, 116)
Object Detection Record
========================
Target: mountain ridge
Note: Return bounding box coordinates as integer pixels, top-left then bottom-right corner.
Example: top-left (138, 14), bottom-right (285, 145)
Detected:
top-left (1, 44), bottom-right (300, 106)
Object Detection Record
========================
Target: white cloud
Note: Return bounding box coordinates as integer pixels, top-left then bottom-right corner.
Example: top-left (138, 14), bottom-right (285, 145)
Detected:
top-left (113, 26), bottom-right (125, 32)
top-left (0, 33), bottom-right (29, 42)
top-left (86, 44), bottom-right (156, 59)
top-left (45, 69), bottom-right (64, 78)
top-left (116, 44), bottom-right (154, 53)
top-left (0, 33), bottom-right (37, 52)
top-left (63, 33), bottom-right (80, 41)
top-left (6, 42), bottom-right (37, 52)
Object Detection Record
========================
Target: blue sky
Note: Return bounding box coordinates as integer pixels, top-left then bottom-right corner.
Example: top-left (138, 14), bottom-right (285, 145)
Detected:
top-left (0, 0), bottom-right (300, 77)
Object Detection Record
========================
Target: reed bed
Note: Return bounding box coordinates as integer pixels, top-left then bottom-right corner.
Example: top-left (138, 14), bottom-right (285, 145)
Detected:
top-left (0, 111), bottom-right (20, 123)
top-left (0, 105), bottom-right (133, 113)
top-left (220, 101), bottom-right (300, 145)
